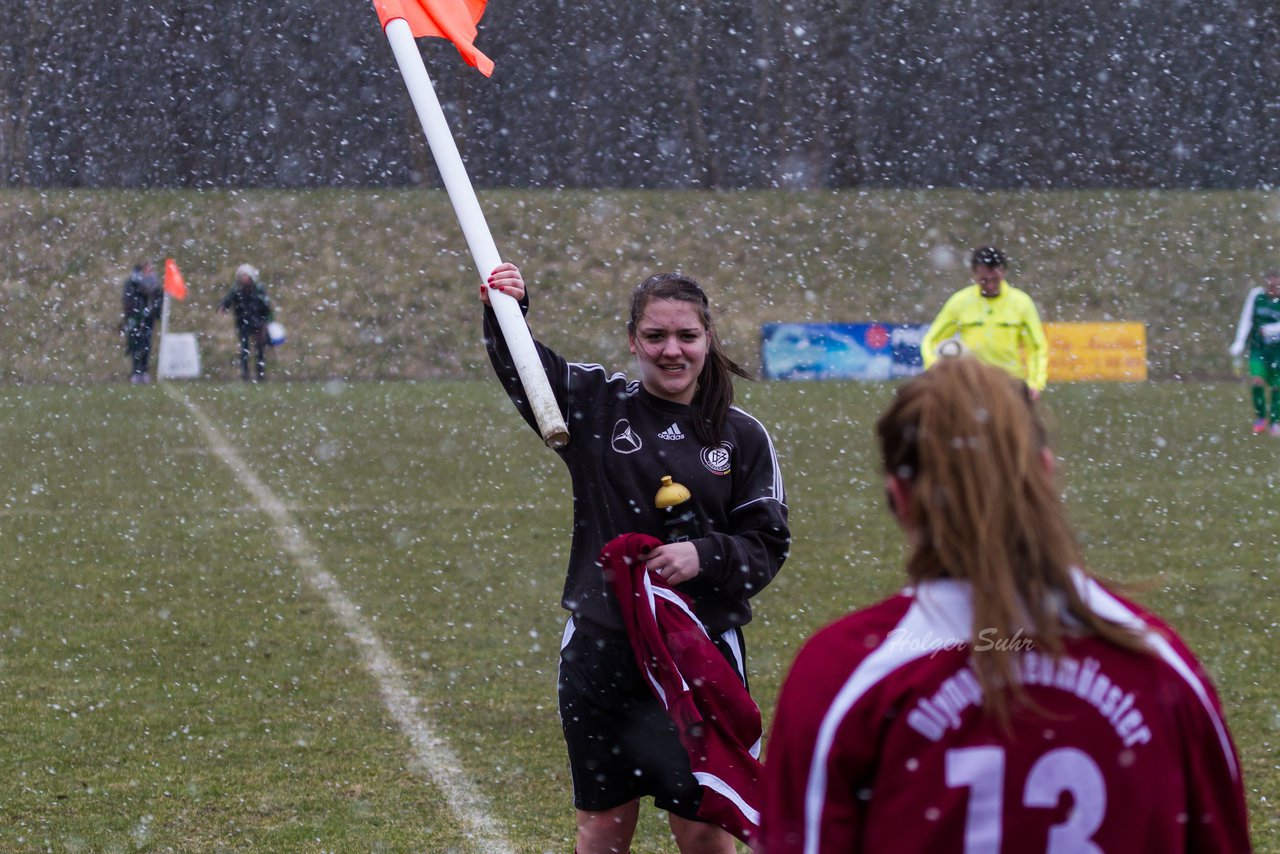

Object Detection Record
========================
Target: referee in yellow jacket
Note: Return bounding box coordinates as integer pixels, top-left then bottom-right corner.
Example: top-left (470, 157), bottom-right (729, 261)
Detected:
top-left (921, 246), bottom-right (1049, 397)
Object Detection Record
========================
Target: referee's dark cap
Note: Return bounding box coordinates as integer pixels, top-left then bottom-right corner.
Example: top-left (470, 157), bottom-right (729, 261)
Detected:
top-left (971, 246), bottom-right (1008, 269)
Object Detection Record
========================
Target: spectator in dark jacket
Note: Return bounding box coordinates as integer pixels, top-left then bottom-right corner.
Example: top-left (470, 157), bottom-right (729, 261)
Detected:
top-left (121, 260), bottom-right (162, 384)
top-left (219, 263), bottom-right (274, 382)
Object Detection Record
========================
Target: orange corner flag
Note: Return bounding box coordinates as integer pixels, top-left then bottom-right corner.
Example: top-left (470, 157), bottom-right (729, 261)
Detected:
top-left (163, 258), bottom-right (187, 301)
top-left (373, 0), bottom-right (494, 77)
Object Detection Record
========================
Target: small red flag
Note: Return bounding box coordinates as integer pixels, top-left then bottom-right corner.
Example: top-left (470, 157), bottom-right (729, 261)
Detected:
top-left (374, 0), bottom-right (494, 77)
top-left (163, 257), bottom-right (187, 301)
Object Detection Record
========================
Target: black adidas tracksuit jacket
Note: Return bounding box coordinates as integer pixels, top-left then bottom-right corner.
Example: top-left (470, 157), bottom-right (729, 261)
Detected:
top-left (484, 301), bottom-right (790, 637)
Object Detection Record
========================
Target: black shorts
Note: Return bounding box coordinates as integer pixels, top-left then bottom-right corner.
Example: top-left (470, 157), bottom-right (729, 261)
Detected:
top-left (557, 618), bottom-right (747, 816)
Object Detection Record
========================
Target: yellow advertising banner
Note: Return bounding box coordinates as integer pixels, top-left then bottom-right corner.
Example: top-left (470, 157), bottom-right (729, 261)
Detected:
top-left (1045, 322), bottom-right (1147, 382)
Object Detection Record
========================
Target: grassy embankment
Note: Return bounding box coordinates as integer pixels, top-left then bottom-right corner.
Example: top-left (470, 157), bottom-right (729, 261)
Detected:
top-left (3, 187), bottom-right (1278, 384)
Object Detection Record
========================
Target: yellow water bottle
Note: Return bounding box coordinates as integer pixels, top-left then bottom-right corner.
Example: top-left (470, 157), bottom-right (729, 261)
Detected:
top-left (655, 475), bottom-right (699, 542)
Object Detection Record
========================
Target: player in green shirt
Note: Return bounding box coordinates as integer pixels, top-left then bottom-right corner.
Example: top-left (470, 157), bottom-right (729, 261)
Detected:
top-left (1228, 268), bottom-right (1280, 435)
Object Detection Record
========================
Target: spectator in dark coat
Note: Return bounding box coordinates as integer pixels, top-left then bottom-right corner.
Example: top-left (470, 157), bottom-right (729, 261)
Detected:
top-left (219, 263), bottom-right (274, 382)
top-left (121, 260), bottom-right (162, 384)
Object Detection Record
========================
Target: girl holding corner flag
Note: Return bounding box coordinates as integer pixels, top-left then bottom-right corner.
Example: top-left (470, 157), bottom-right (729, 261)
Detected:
top-left (482, 263), bottom-right (789, 853)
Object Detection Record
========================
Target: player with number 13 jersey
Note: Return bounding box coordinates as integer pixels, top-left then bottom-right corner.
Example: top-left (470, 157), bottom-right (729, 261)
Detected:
top-left (760, 358), bottom-right (1249, 853)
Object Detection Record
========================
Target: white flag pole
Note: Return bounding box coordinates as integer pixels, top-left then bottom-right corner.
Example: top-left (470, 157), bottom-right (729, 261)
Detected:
top-left (157, 291), bottom-right (172, 382)
top-left (381, 17), bottom-right (569, 449)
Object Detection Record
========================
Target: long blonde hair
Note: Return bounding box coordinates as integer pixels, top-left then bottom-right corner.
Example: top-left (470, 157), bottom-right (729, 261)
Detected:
top-left (875, 357), bottom-right (1146, 726)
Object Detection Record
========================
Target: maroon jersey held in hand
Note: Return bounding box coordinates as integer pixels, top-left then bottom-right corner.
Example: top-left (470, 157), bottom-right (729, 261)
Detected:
top-left (760, 573), bottom-right (1250, 853)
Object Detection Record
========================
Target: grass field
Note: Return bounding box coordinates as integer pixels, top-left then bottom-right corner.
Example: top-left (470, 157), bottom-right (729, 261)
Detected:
top-left (0, 377), bottom-right (1275, 852)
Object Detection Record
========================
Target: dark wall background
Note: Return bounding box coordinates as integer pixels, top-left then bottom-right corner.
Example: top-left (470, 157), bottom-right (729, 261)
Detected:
top-left (4, 0), bottom-right (1280, 190)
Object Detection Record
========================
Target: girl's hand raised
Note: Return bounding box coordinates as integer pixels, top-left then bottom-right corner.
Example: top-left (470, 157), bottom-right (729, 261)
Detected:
top-left (481, 262), bottom-right (526, 305)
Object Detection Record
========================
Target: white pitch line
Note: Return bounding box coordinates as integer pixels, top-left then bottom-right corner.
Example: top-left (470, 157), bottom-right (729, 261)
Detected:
top-left (170, 388), bottom-right (514, 854)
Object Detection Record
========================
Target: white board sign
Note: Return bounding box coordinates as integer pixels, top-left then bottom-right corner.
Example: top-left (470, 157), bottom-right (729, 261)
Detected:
top-left (157, 332), bottom-right (201, 379)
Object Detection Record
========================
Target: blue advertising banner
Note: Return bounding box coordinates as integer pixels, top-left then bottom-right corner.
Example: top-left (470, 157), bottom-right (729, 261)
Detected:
top-left (761, 322), bottom-right (928, 381)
